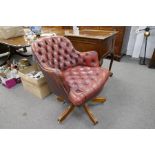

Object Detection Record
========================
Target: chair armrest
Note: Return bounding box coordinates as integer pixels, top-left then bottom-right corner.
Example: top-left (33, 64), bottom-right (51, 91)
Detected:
top-left (79, 51), bottom-right (99, 67)
top-left (40, 65), bottom-right (70, 94)
top-left (41, 66), bottom-right (62, 77)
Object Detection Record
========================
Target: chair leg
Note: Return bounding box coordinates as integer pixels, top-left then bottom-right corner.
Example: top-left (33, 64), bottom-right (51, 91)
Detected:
top-left (58, 104), bottom-right (75, 123)
top-left (92, 97), bottom-right (106, 104)
top-left (83, 104), bottom-right (98, 125)
top-left (109, 72), bottom-right (113, 77)
top-left (57, 96), bottom-right (65, 102)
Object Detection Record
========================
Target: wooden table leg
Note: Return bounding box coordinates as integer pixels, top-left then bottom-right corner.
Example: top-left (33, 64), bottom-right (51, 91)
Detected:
top-left (0, 54), bottom-right (11, 66)
top-left (109, 35), bottom-right (115, 77)
top-left (109, 53), bottom-right (114, 71)
top-left (109, 53), bottom-right (114, 77)
top-left (0, 44), bottom-right (11, 66)
top-left (15, 47), bottom-right (32, 57)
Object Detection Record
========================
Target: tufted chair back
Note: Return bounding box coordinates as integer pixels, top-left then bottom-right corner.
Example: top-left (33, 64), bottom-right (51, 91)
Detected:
top-left (31, 36), bottom-right (84, 71)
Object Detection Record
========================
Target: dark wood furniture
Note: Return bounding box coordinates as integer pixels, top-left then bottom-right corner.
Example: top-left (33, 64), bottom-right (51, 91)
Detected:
top-left (148, 49), bottom-right (155, 68)
top-left (0, 43), bottom-right (10, 66)
top-left (65, 29), bottom-right (117, 72)
top-left (0, 33), bottom-right (32, 66)
top-left (64, 26), bottom-right (126, 61)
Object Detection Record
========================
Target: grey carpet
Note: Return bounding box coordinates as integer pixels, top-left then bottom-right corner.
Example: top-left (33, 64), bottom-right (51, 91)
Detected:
top-left (0, 56), bottom-right (155, 129)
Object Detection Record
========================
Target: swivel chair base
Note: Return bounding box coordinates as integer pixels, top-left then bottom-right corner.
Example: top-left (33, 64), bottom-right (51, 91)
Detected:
top-left (57, 96), bottom-right (106, 125)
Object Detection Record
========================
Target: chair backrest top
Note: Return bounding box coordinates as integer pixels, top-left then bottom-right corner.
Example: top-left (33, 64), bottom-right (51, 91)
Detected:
top-left (31, 36), bottom-right (83, 70)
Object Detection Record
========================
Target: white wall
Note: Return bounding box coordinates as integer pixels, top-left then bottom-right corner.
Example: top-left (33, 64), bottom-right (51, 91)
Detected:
top-left (126, 26), bottom-right (138, 56)
top-left (132, 26), bottom-right (146, 58)
top-left (121, 26), bottom-right (131, 54)
top-left (126, 26), bottom-right (155, 58)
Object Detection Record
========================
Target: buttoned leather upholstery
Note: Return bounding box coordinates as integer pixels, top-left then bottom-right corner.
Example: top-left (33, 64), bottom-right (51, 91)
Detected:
top-left (32, 36), bottom-right (110, 106)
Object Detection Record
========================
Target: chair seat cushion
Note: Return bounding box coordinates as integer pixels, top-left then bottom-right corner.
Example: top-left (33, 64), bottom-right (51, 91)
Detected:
top-left (63, 66), bottom-right (110, 106)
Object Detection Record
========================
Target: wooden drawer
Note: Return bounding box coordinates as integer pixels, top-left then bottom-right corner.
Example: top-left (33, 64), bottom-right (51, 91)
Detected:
top-left (66, 36), bottom-right (100, 52)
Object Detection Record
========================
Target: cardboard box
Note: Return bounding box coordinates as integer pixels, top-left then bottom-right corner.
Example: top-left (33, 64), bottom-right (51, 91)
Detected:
top-left (18, 65), bottom-right (51, 99)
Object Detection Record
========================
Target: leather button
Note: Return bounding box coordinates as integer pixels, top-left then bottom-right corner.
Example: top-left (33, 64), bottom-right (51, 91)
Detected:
top-left (42, 60), bottom-right (45, 63)
top-left (64, 50), bottom-right (68, 54)
top-left (66, 42), bottom-right (70, 47)
top-left (38, 51), bottom-right (42, 55)
top-left (52, 46), bottom-right (54, 50)
top-left (38, 43), bottom-right (41, 47)
top-left (45, 40), bottom-right (48, 45)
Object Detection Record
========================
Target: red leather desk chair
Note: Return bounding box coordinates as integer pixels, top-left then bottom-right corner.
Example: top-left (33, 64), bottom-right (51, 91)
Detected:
top-left (31, 36), bottom-right (110, 125)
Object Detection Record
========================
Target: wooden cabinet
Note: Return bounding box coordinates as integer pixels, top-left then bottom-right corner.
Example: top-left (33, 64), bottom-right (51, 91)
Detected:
top-left (64, 26), bottom-right (126, 61)
top-left (65, 29), bottom-right (116, 73)
top-left (80, 27), bottom-right (125, 61)
top-left (65, 30), bottom-right (116, 67)
top-left (149, 49), bottom-right (155, 68)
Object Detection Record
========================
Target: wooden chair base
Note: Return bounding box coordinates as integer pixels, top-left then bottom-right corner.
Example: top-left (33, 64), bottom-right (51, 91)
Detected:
top-left (57, 96), bottom-right (106, 125)
top-left (58, 104), bottom-right (98, 125)
top-left (57, 96), bottom-right (65, 102)
top-left (92, 97), bottom-right (106, 104)
top-left (83, 104), bottom-right (98, 125)
top-left (58, 104), bottom-right (75, 123)
top-left (57, 96), bottom-right (107, 104)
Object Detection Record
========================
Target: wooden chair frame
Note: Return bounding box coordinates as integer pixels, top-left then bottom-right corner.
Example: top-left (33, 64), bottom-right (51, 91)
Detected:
top-left (57, 97), bottom-right (106, 125)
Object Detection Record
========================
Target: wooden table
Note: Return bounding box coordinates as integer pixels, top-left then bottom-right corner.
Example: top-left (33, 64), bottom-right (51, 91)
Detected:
top-left (0, 28), bottom-right (117, 73)
top-left (0, 30), bottom-right (31, 66)
top-left (0, 28), bottom-right (64, 48)
top-left (65, 29), bottom-right (117, 71)
top-left (0, 28), bottom-right (55, 66)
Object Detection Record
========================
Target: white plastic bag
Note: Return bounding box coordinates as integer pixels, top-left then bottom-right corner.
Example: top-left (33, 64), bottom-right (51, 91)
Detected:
top-left (0, 26), bottom-right (24, 39)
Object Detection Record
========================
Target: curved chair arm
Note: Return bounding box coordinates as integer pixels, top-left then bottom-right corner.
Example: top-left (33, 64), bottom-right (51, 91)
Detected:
top-left (41, 66), bottom-right (63, 77)
top-left (39, 65), bottom-right (70, 95)
top-left (79, 51), bottom-right (99, 67)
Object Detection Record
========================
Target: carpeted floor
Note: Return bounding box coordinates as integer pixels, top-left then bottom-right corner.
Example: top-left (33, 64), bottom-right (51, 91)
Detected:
top-left (0, 56), bottom-right (155, 129)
